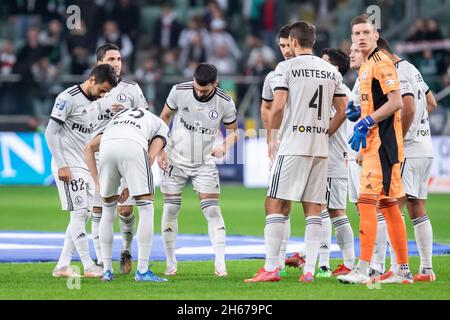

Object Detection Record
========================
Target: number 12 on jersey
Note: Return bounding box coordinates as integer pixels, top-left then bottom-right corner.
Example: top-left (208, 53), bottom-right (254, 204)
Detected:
top-left (309, 85), bottom-right (323, 120)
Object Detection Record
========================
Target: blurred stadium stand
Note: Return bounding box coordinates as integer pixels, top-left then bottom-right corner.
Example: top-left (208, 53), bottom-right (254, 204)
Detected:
top-left (0, 0), bottom-right (449, 134)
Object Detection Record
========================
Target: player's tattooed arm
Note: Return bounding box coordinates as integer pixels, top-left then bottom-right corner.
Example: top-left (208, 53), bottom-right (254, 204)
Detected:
top-left (329, 95), bottom-right (348, 137)
top-left (212, 121), bottom-right (238, 158)
top-left (84, 135), bottom-right (101, 190)
top-left (160, 104), bottom-right (175, 125)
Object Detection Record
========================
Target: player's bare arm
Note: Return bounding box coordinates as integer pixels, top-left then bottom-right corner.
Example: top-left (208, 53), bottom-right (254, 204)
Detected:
top-left (269, 89), bottom-right (288, 159)
top-left (84, 134), bottom-right (102, 189)
top-left (401, 94), bottom-right (415, 137)
top-left (426, 90), bottom-right (437, 114)
top-left (261, 100), bottom-right (272, 130)
top-left (149, 136), bottom-right (166, 165)
top-left (370, 89), bottom-right (403, 123)
top-left (160, 104), bottom-right (175, 125)
top-left (329, 95), bottom-right (348, 136)
top-left (211, 121), bottom-right (238, 158)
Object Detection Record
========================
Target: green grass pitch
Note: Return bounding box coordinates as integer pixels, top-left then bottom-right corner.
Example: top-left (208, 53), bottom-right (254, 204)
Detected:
top-left (0, 186), bottom-right (449, 300)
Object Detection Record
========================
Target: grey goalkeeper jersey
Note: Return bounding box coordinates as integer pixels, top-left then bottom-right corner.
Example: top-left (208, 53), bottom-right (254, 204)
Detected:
top-left (48, 85), bottom-right (97, 171)
top-left (165, 81), bottom-right (237, 167)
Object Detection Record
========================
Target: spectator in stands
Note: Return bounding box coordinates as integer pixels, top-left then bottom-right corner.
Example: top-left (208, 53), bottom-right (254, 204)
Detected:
top-left (418, 49), bottom-right (439, 78)
top-left (260, 0), bottom-right (288, 50)
top-left (7, 0), bottom-right (46, 38)
top-left (152, 3), bottom-right (184, 51)
top-left (38, 19), bottom-right (65, 67)
top-left (209, 18), bottom-right (241, 60)
top-left (135, 56), bottom-right (161, 106)
top-left (0, 39), bottom-right (16, 76)
top-left (97, 20), bottom-right (134, 60)
top-left (426, 18), bottom-right (444, 40)
top-left (13, 26), bottom-right (46, 76)
top-left (111, 0), bottom-right (140, 45)
top-left (31, 56), bottom-right (58, 119)
top-left (66, 19), bottom-right (95, 74)
top-left (179, 30), bottom-right (210, 73)
top-left (244, 32), bottom-right (275, 76)
top-left (178, 16), bottom-right (211, 50)
top-left (208, 44), bottom-right (237, 75)
top-left (162, 49), bottom-right (182, 76)
top-left (204, 0), bottom-right (225, 30)
top-left (407, 18), bottom-right (428, 42)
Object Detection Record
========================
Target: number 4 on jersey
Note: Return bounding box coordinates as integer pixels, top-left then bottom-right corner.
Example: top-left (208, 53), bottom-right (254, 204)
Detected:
top-left (309, 85), bottom-right (323, 120)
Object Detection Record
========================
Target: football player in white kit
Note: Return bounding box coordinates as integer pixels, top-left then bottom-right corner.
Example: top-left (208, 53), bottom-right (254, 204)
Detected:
top-left (158, 63), bottom-right (238, 277)
top-left (315, 48), bottom-right (355, 278)
top-left (260, 24), bottom-right (294, 276)
top-left (377, 37), bottom-right (438, 282)
top-left (86, 44), bottom-right (149, 274)
top-left (245, 21), bottom-right (348, 283)
top-left (85, 107), bottom-right (169, 282)
top-left (45, 64), bottom-right (118, 278)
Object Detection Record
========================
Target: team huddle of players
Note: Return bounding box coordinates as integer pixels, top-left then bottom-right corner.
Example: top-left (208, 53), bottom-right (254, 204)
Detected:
top-left (45, 13), bottom-right (436, 284)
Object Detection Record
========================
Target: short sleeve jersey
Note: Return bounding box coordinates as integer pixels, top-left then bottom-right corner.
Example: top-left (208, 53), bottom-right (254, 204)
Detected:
top-left (271, 54), bottom-right (347, 157)
top-left (165, 82), bottom-right (237, 167)
top-left (396, 60), bottom-right (433, 158)
top-left (261, 71), bottom-right (276, 101)
top-left (358, 48), bottom-right (403, 164)
top-left (102, 107), bottom-right (169, 150)
top-left (49, 85), bottom-right (97, 171)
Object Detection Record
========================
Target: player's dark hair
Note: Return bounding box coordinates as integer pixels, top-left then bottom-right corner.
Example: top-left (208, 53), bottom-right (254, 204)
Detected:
top-left (289, 21), bottom-right (316, 48)
top-left (377, 36), bottom-right (394, 54)
top-left (89, 64), bottom-right (118, 87)
top-left (278, 24), bottom-right (292, 39)
top-left (351, 14), bottom-right (376, 31)
top-left (321, 48), bottom-right (350, 76)
top-left (96, 43), bottom-right (120, 62)
top-left (194, 63), bottom-right (218, 86)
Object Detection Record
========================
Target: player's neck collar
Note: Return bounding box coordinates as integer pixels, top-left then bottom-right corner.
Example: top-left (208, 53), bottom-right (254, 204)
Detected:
top-left (368, 47), bottom-right (380, 60)
top-left (78, 84), bottom-right (94, 101)
top-left (193, 87), bottom-right (216, 103)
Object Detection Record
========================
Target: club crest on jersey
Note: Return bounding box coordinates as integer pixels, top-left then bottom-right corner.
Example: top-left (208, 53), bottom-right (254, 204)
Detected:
top-left (117, 94), bottom-right (127, 103)
top-left (208, 110), bottom-right (218, 120)
top-left (75, 196), bottom-right (83, 204)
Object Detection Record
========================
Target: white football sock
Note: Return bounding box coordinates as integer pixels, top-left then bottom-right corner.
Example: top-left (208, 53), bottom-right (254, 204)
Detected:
top-left (91, 211), bottom-right (102, 264)
top-left (331, 215), bottom-right (355, 269)
top-left (118, 211), bottom-right (135, 253)
top-left (69, 209), bottom-right (94, 270)
top-left (56, 225), bottom-right (75, 269)
top-left (99, 200), bottom-right (117, 272)
top-left (412, 214), bottom-right (433, 272)
top-left (318, 210), bottom-right (331, 269)
top-left (161, 196), bottom-right (181, 268)
top-left (370, 213), bottom-right (387, 273)
top-left (304, 216), bottom-right (322, 275)
top-left (263, 214), bottom-right (285, 272)
top-left (201, 199), bottom-right (226, 270)
top-left (279, 215), bottom-right (290, 270)
top-left (136, 200), bottom-right (154, 273)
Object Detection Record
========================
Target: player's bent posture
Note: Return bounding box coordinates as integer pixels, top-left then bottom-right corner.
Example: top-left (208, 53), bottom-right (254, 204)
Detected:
top-left (260, 24), bottom-right (294, 275)
top-left (86, 107), bottom-right (169, 282)
top-left (377, 37), bottom-right (438, 282)
top-left (245, 21), bottom-right (347, 283)
top-left (158, 63), bottom-right (238, 277)
top-left (45, 64), bottom-right (117, 278)
top-left (88, 43), bottom-right (150, 273)
top-left (338, 15), bottom-right (412, 284)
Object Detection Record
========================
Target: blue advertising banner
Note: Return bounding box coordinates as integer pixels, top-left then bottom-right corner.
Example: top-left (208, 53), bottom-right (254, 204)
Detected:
top-left (0, 132), bottom-right (53, 185)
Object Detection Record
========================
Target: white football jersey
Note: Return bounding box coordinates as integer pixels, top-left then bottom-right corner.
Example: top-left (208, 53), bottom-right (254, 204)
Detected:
top-left (346, 77), bottom-right (360, 158)
top-left (165, 82), bottom-right (237, 167)
top-left (102, 107), bottom-right (168, 150)
top-left (91, 78), bottom-right (148, 137)
top-left (261, 71), bottom-right (275, 101)
top-left (329, 84), bottom-right (351, 178)
top-left (271, 54), bottom-right (347, 157)
top-left (396, 60), bottom-right (433, 158)
top-left (49, 85), bottom-right (97, 171)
